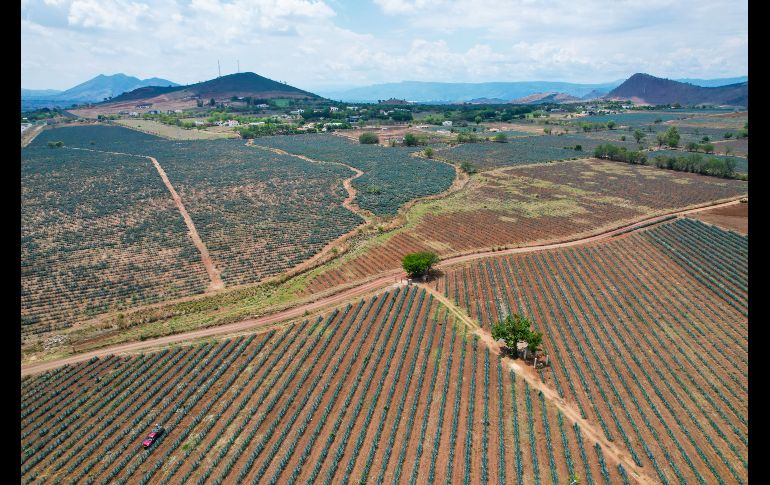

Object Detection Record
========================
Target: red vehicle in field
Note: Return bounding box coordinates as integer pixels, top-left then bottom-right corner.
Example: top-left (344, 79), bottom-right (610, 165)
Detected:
top-left (142, 425), bottom-right (164, 449)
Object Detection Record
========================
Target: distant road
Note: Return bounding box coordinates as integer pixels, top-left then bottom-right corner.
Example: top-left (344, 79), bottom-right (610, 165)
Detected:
top-left (21, 197), bottom-right (744, 376)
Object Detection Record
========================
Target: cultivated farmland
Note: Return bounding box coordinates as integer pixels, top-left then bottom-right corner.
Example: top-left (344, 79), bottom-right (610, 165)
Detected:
top-left (21, 133), bottom-right (210, 337)
top-left (20, 287), bottom-right (625, 484)
top-left (436, 218), bottom-right (748, 484)
top-left (436, 134), bottom-right (640, 170)
top-left (254, 133), bottom-right (456, 215)
top-left (304, 158), bottom-right (747, 294)
top-left (22, 126), bottom-right (365, 330)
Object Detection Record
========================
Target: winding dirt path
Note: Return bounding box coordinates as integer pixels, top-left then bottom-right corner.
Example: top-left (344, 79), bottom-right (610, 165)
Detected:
top-left (419, 284), bottom-right (657, 484)
top-left (248, 141), bottom-right (373, 222)
top-left (21, 195), bottom-right (744, 377)
top-left (147, 156), bottom-right (224, 291)
top-left (63, 147), bottom-right (224, 291)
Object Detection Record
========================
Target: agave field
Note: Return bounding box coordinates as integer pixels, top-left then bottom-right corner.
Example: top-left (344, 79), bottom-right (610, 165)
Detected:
top-left (254, 133), bottom-right (456, 215)
top-left (143, 139), bottom-right (363, 286)
top-left (437, 134), bottom-right (640, 170)
top-left (304, 158), bottom-right (747, 294)
top-left (21, 125), bottom-right (367, 330)
top-left (21, 132), bottom-right (210, 337)
top-left (436, 218), bottom-right (748, 484)
top-left (20, 286), bottom-right (631, 484)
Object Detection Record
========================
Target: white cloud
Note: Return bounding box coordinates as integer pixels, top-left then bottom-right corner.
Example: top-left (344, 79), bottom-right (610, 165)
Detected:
top-left (67, 0), bottom-right (151, 30)
top-left (20, 0), bottom-right (747, 90)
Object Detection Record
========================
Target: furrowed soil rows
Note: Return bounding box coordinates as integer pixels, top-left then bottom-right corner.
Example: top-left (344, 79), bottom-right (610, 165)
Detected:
top-left (21, 287), bottom-right (624, 484)
top-left (438, 218), bottom-right (748, 484)
top-left (304, 158), bottom-right (746, 294)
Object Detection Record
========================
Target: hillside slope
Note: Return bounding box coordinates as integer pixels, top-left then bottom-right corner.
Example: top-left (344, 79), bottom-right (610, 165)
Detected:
top-left (605, 73), bottom-right (748, 106)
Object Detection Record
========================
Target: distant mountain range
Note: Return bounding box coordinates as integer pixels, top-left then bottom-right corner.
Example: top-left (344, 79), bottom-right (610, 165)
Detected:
top-left (67, 72), bottom-right (320, 116)
top-left (605, 73), bottom-right (748, 107)
top-left (21, 74), bottom-right (178, 109)
top-left (317, 76), bottom-right (747, 104)
top-left (511, 92), bottom-right (582, 104)
top-left (317, 80), bottom-right (623, 103)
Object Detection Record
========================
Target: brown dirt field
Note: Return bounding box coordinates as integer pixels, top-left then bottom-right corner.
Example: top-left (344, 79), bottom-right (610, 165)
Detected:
top-left (712, 138), bottom-right (749, 156)
top-left (688, 201), bottom-right (748, 234)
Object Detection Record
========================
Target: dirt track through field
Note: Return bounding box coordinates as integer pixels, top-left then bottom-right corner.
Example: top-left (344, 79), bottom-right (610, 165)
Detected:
top-left (419, 283), bottom-right (658, 484)
top-left (147, 156), bottom-right (224, 291)
top-left (21, 196), bottom-right (744, 378)
top-left (62, 147), bottom-right (224, 291)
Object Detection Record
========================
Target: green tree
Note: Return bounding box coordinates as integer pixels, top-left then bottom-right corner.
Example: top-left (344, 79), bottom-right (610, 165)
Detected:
top-left (491, 314), bottom-right (536, 358)
top-left (401, 251), bottom-right (439, 278)
top-left (493, 132), bottom-right (508, 143)
top-left (403, 133), bottom-right (419, 146)
top-left (723, 132), bottom-right (733, 139)
top-left (208, 98), bottom-right (216, 106)
top-left (664, 126), bottom-right (680, 147)
top-left (474, 115), bottom-right (482, 125)
top-left (685, 141), bottom-right (699, 152)
top-left (633, 129), bottom-right (645, 144)
top-left (359, 132), bottom-right (379, 144)
top-left (525, 331), bottom-right (544, 355)
top-left (701, 143), bottom-right (715, 154)
top-left (424, 147), bottom-right (434, 158)
top-left (460, 161), bottom-right (477, 174)
top-left (701, 135), bottom-right (710, 143)
top-left (606, 120), bottom-right (616, 130)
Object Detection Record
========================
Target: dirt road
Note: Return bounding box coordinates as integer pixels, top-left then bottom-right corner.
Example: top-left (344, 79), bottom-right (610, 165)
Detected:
top-left (147, 156), bottom-right (224, 291)
top-left (419, 284), bottom-right (657, 484)
top-left (21, 196), bottom-right (744, 377)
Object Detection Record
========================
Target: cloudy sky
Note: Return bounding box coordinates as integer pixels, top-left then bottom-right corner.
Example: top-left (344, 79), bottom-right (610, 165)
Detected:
top-left (21, 0), bottom-right (747, 91)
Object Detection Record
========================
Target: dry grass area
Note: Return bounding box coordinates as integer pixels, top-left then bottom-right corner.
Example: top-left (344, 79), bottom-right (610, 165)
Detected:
top-left (303, 158), bottom-right (747, 294)
top-left (114, 119), bottom-right (238, 140)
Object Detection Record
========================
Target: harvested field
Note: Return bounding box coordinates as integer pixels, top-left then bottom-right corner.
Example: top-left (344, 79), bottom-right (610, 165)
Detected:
top-left (114, 119), bottom-right (237, 140)
top-left (713, 138), bottom-right (749, 156)
top-left (688, 201), bottom-right (748, 234)
top-left (437, 218), bottom-right (748, 484)
top-left (304, 158), bottom-right (747, 294)
top-left (20, 287), bottom-right (624, 484)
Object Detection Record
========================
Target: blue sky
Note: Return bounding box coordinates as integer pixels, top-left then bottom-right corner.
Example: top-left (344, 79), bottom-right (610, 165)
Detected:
top-left (21, 0), bottom-right (748, 91)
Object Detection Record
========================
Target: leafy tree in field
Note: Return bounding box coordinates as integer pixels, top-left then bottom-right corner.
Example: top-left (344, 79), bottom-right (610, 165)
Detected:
top-left (606, 120), bottom-right (616, 130)
top-left (460, 161), bottom-right (477, 174)
top-left (656, 132), bottom-right (666, 147)
top-left (724, 132), bottom-right (733, 139)
top-left (701, 143), bottom-right (715, 154)
top-left (403, 133), bottom-right (419, 146)
top-left (491, 314), bottom-right (540, 358)
top-left (401, 251), bottom-right (439, 278)
top-left (664, 126), bottom-right (680, 147)
top-left (493, 132), bottom-right (508, 143)
top-left (701, 135), bottom-right (710, 143)
top-left (208, 98), bottom-right (216, 106)
top-left (474, 115), bottom-right (482, 125)
top-left (685, 141), bottom-right (699, 152)
top-left (359, 132), bottom-right (379, 144)
top-left (525, 330), bottom-right (544, 355)
top-left (633, 129), bottom-right (645, 144)
top-left (424, 147), bottom-right (434, 158)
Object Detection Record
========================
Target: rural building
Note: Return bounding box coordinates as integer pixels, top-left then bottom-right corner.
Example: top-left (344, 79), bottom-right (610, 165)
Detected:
top-left (226, 120), bottom-right (240, 127)
top-left (442, 120), bottom-right (453, 127)
top-left (256, 103), bottom-right (270, 108)
top-left (329, 106), bottom-right (340, 112)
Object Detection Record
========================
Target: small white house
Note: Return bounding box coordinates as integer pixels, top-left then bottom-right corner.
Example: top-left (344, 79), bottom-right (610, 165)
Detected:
top-left (129, 111), bottom-right (139, 117)
top-left (256, 103), bottom-right (270, 108)
top-left (442, 120), bottom-right (453, 127)
top-left (329, 106), bottom-right (340, 112)
top-left (226, 120), bottom-right (240, 127)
